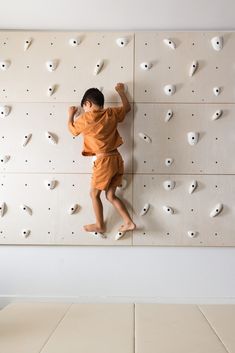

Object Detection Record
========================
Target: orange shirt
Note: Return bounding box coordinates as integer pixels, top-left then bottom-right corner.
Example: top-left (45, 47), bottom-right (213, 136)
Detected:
top-left (68, 106), bottom-right (126, 156)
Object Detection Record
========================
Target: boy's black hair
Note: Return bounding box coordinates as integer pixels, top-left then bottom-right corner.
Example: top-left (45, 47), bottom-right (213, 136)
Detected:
top-left (81, 88), bottom-right (104, 108)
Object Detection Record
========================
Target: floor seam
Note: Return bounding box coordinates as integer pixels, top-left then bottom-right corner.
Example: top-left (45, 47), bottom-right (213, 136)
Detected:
top-left (133, 303), bottom-right (136, 353)
top-left (38, 302), bottom-right (73, 353)
top-left (197, 305), bottom-right (230, 353)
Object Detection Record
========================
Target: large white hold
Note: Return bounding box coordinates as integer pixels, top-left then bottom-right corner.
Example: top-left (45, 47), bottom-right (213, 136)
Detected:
top-left (68, 204), bottom-right (79, 215)
top-left (189, 180), bottom-right (197, 194)
top-left (211, 36), bottom-right (223, 51)
top-left (116, 37), bottom-right (128, 47)
top-left (117, 178), bottom-right (127, 190)
top-left (165, 158), bottom-right (174, 166)
top-left (47, 85), bottom-right (56, 96)
top-left (20, 204), bottom-right (32, 215)
top-left (210, 203), bottom-right (223, 217)
top-left (0, 105), bottom-right (10, 117)
top-left (0, 155), bottom-right (10, 163)
top-left (213, 87), bottom-right (221, 96)
top-left (69, 38), bottom-right (81, 47)
top-left (163, 38), bottom-right (176, 50)
top-left (164, 84), bottom-right (176, 96)
top-left (187, 132), bottom-right (199, 146)
top-left (0, 60), bottom-right (10, 70)
top-left (163, 205), bottom-right (174, 214)
top-left (163, 180), bottom-right (175, 190)
top-left (94, 60), bottom-right (104, 75)
top-left (24, 38), bottom-right (32, 51)
top-left (45, 179), bottom-right (56, 190)
top-left (140, 62), bottom-right (152, 70)
top-left (189, 60), bottom-right (198, 76)
top-left (0, 202), bottom-right (6, 217)
top-left (22, 133), bottom-right (32, 147)
top-left (165, 109), bottom-right (173, 122)
top-left (46, 60), bottom-right (58, 72)
top-left (187, 231), bottom-right (197, 238)
top-left (211, 109), bottom-right (223, 120)
top-left (138, 132), bottom-right (151, 143)
top-left (21, 229), bottom-right (30, 238)
top-left (45, 131), bottom-right (57, 144)
top-left (139, 203), bottom-right (150, 216)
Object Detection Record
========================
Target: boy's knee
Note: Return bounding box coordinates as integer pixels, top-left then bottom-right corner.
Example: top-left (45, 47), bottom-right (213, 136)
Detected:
top-left (105, 192), bottom-right (116, 202)
top-left (90, 188), bottom-right (101, 198)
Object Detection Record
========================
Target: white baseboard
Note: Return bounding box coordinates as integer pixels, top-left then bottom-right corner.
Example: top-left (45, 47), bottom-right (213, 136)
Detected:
top-left (1, 295), bottom-right (235, 309)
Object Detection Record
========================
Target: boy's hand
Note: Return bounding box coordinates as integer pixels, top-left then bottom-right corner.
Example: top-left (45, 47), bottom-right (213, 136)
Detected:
top-left (115, 83), bottom-right (125, 94)
top-left (68, 106), bottom-right (78, 116)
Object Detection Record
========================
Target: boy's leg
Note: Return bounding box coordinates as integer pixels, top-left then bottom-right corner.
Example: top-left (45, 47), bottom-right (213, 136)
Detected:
top-left (83, 187), bottom-right (106, 232)
top-left (105, 184), bottom-right (136, 232)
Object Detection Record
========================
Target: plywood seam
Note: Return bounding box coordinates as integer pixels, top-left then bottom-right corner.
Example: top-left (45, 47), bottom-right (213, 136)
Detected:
top-left (38, 303), bottom-right (73, 353)
top-left (197, 305), bottom-right (230, 353)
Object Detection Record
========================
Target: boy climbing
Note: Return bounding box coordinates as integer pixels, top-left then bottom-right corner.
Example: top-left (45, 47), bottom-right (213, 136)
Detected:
top-left (67, 83), bottom-right (136, 240)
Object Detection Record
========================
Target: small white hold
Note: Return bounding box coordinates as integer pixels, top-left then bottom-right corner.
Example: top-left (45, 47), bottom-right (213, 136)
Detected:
top-left (164, 84), bottom-right (176, 96)
top-left (69, 38), bottom-right (81, 47)
top-left (115, 231), bottom-right (126, 240)
top-left (210, 203), bottom-right (223, 217)
top-left (45, 131), bottom-right (57, 144)
top-left (140, 62), bottom-right (152, 71)
top-left (0, 202), bottom-right (6, 217)
top-left (116, 37), bottom-right (128, 47)
top-left (138, 132), bottom-right (151, 143)
top-left (20, 204), bottom-right (32, 215)
top-left (189, 60), bottom-right (198, 77)
top-left (21, 229), bottom-right (30, 238)
top-left (187, 230), bottom-right (197, 238)
top-left (24, 38), bottom-right (32, 51)
top-left (187, 132), bottom-right (199, 146)
top-left (94, 59), bottom-right (104, 75)
top-left (163, 205), bottom-right (174, 214)
top-left (163, 38), bottom-right (176, 50)
top-left (0, 105), bottom-right (10, 117)
top-left (213, 87), bottom-right (221, 96)
top-left (140, 203), bottom-right (150, 216)
top-left (46, 60), bottom-right (58, 72)
top-left (68, 203), bottom-right (79, 215)
top-left (211, 109), bottom-right (223, 120)
top-left (22, 133), bottom-right (32, 147)
top-left (0, 155), bottom-right (10, 164)
top-left (165, 158), bottom-right (174, 166)
top-left (211, 36), bottom-right (223, 51)
top-left (89, 231), bottom-right (107, 239)
top-left (165, 109), bottom-right (173, 122)
top-left (45, 179), bottom-right (56, 190)
top-left (117, 178), bottom-right (127, 190)
top-left (163, 180), bottom-right (175, 190)
top-left (47, 85), bottom-right (56, 96)
top-left (189, 180), bottom-right (197, 194)
top-left (0, 60), bottom-right (10, 70)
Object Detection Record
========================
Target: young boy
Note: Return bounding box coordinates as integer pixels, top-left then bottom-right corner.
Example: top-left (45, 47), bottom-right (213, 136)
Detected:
top-left (67, 83), bottom-right (136, 240)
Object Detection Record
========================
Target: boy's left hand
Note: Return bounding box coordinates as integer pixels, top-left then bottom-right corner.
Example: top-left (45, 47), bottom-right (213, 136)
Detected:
top-left (68, 106), bottom-right (78, 116)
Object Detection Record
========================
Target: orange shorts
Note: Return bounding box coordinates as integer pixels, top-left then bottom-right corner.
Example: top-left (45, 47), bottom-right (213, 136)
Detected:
top-left (91, 152), bottom-right (124, 190)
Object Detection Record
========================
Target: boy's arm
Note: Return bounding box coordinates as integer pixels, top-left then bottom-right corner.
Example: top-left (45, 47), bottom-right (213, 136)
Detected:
top-left (67, 106), bottom-right (85, 136)
top-left (118, 90), bottom-right (131, 113)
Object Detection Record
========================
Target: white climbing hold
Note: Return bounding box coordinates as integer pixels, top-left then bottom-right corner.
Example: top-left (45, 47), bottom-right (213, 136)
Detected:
top-left (165, 109), bottom-right (173, 122)
top-left (20, 204), bottom-right (32, 215)
top-left (187, 230), bottom-right (197, 238)
top-left (211, 109), bottom-right (223, 120)
top-left (47, 85), bottom-right (56, 96)
top-left (138, 132), bottom-right (151, 143)
top-left (68, 204), bottom-right (79, 215)
top-left (189, 180), bottom-right (197, 194)
top-left (21, 229), bottom-right (30, 238)
top-left (164, 84), bottom-right (176, 96)
top-left (163, 38), bottom-right (176, 50)
top-left (115, 231), bottom-right (126, 240)
top-left (45, 179), bottom-right (56, 190)
top-left (213, 87), bottom-right (221, 96)
top-left (163, 180), bottom-right (175, 190)
top-left (211, 36), bottom-right (223, 51)
top-left (165, 158), bottom-right (174, 166)
top-left (0, 155), bottom-right (10, 164)
top-left (187, 132), bottom-right (199, 146)
top-left (0, 202), bottom-right (6, 217)
top-left (94, 59), bottom-right (104, 75)
top-left (0, 60), bottom-right (10, 70)
top-left (163, 205), bottom-right (174, 214)
top-left (210, 203), bottom-right (223, 217)
top-left (140, 203), bottom-right (150, 216)
top-left (46, 60), bottom-right (58, 72)
top-left (0, 105), bottom-right (10, 117)
top-left (116, 37), bottom-right (128, 47)
top-left (189, 60), bottom-right (198, 77)
top-left (89, 231), bottom-right (107, 239)
top-left (69, 38), bottom-right (81, 47)
top-left (140, 62), bottom-right (152, 70)
top-left (24, 38), bottom-right (32, 51)
top-left (45, 131), bottom-right (57, 144)
top-left (117, 178), bottom-right (127, 190)
top-left (22, 133), bottom-right (32, 147)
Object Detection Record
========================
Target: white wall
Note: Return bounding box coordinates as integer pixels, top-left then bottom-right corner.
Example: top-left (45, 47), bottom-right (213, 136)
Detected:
top-left (1, 0), bottom-right (235, 307)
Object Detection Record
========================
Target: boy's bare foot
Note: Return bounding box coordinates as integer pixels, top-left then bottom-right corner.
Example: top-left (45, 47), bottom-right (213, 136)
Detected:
top-left (83, 223), bottom-right (106, 233)
top-left (118, 221), bottom-right (136, 232)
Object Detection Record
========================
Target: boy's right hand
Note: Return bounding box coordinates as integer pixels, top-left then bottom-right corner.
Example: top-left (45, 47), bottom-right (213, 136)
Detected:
top-left (68, 106), bottom-right (78, 116)
top-left (115, 83), bottom-right (125, 94)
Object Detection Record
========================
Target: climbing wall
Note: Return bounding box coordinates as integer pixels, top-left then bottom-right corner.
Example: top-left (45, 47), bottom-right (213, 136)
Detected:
top-left (0, 30), bottom-right (235, 246)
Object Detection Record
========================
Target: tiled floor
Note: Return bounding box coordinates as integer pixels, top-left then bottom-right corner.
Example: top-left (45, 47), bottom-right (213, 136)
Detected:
top-left (0, 303), bottom-right (234, 353)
